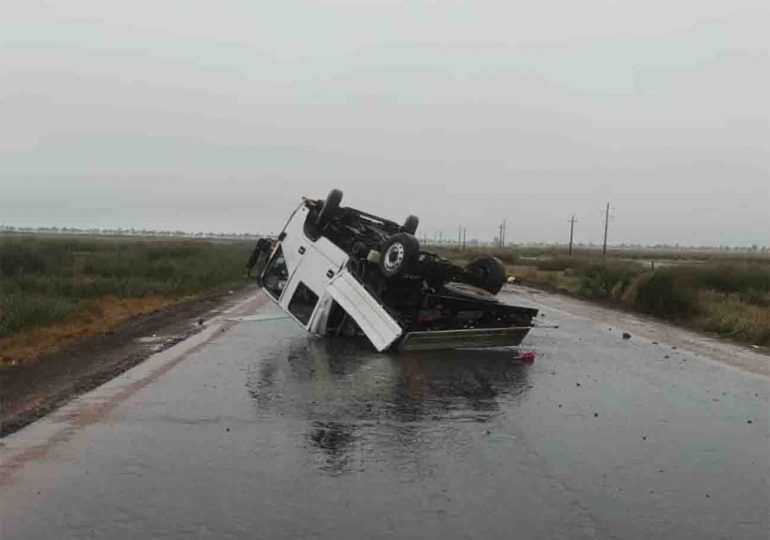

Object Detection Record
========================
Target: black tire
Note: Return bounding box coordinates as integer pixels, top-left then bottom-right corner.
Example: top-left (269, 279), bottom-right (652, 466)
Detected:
top-left (466, 256), bottom-right (506, 294)
top-left (245, 244), bottom-right (261, 270)
top-left (316, 189), bottom-right (343, 228)
top-left (443, 282), bottom-right (498, 302)
top-left (245, 238), bottom-right (273, 269)
top-left (379, 233), bottom-right (420, 278)
top-left (402, 215), bottom-right (419, 235)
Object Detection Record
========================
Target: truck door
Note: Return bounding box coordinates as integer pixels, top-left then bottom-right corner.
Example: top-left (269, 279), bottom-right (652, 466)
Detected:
top-left (280, 242), bottom-right (343, 330)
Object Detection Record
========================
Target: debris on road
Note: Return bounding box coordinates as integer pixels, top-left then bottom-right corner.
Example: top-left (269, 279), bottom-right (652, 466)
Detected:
top-left (515, 351), bottom-right (537, 363)
top-left (622, 332), bottom-right (632, 340)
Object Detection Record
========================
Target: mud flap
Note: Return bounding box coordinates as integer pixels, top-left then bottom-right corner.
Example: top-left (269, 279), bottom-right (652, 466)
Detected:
top-left (326, 270), bottom-right (403, 352)
top-left (397, 326), bottom-right (533, 352)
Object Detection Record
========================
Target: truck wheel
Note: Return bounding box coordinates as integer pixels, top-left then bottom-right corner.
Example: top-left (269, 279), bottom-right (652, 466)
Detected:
top-left (402, 215), bottom-right (419, 235)
top-left (245, 238), bottom-right (273, 270)
top-left (466, 256), bottom-right (506, 294)
top-left (316, 189), bottom-right (343, 228)
top-left (246, 244), bottom-right (261, 270)
top-left (379, 233), bottom-right (420, 278)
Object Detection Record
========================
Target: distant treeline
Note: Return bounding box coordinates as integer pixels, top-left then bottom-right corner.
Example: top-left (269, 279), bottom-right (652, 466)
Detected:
top-left (2, 225), bottom-right (766, 251)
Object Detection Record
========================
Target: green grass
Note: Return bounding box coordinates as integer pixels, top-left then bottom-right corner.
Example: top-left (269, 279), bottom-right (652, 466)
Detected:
top-left (0, 235), bottom-right (254, 337)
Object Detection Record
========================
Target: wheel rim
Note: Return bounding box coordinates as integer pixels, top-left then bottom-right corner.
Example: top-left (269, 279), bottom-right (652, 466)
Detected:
top-left (383, 242), bottom-right (405, 272)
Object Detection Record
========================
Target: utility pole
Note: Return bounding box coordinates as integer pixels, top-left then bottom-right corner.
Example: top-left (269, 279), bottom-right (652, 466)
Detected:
top-left (568, 215), bottom-right (577, 255)
top-left (458, 225), bottom-right (462, 246)
top-left (462, 227), bottom-right (466, 249)
top-left (502, 219), bottom-right (506, 248)
top-left (602, 203), bottom-right (610, 256)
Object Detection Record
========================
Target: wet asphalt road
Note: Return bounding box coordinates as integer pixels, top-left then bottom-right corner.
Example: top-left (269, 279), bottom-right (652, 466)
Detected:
top-left (1, 289), bottom-right (768, 540)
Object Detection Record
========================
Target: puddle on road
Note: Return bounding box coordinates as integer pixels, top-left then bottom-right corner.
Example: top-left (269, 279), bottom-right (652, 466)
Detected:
top-left (246, 339), bottom-right (532, 476)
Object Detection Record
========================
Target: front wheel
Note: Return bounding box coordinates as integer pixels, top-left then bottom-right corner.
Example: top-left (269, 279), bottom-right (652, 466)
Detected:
top-left (379, 232), bottom-right (420, 278)
top-left (316, 189), bottom-right (343, 228)
top-left (466, 256), bottom-right (506, 294)
top-left (401, 215), bottom-right (419, 235)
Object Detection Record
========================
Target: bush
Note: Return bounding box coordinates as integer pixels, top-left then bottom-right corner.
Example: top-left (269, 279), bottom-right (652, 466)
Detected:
top-left (689, 264), bottom-right (768, 305)
top-left (633, 270), bottom-right (699, 319)
top-left (577, 262), bottom-right (643, 299)
top-left (696, 290), bottom-right (769, 345)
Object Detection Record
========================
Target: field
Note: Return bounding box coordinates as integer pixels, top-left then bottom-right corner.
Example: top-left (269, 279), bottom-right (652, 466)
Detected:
top-left (431, 245), bottom-right (770, 348)
top-left (0, 234), bottom-right (254, 365)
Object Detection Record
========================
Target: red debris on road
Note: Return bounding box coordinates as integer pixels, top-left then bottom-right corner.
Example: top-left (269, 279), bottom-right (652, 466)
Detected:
top-left (516, 351), bottom-right (537, 363)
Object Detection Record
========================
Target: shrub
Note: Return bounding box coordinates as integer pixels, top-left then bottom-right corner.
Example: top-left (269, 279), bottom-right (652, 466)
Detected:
top-left (696, 290), bottom-right (769, 346)
top-left (577, 262), bottom-right (643, 299)
top-left (633, 270), bottom-right (699, 319)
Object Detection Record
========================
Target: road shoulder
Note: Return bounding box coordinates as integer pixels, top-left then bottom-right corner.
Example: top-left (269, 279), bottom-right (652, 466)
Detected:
top-left (505, 284), bottom-right (769, 377)
top-left (0, 285), bottom-right (261, 437)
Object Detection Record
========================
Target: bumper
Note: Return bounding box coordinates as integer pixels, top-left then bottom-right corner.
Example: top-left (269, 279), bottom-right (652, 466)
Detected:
top-left (397, 326), bottom-right (534, 352)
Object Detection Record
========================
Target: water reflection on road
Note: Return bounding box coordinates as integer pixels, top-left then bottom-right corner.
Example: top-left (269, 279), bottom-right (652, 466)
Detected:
top-left (248, 339), bottom-right (530, 476)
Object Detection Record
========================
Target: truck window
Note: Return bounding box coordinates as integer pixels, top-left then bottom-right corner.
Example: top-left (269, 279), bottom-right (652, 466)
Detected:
top-left (263, 246), bottom-right (288, 299)
top-left (288, 282), bottom-right (319, 325)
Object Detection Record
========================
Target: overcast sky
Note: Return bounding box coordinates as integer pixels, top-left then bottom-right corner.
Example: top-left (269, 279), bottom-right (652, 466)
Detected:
top-left (2, 0), bottom-right (768, 246)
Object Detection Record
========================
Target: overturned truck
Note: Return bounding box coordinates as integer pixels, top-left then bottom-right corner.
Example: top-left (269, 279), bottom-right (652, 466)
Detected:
top-left (246, 190), bottom-right (538, 352)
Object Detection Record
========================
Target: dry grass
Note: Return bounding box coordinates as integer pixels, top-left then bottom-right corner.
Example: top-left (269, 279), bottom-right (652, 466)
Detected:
top-left (0, 296), bottom-right (184, 367)
top-left (695, 290), bottom-right (769, 346)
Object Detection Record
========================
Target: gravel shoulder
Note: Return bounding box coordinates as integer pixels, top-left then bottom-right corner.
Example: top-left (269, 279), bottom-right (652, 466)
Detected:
top-left (504, 284), bottom-right (769, 377)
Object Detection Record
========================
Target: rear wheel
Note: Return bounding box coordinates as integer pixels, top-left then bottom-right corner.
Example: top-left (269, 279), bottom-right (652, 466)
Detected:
top-left (316, 189), bottom-right (343, 228)
top-left (379, 233), bottom-right (420, 278)
top-left (402, 215), bottom-right (419, 235)
top-left (466, 256), bottom-right (506, 294)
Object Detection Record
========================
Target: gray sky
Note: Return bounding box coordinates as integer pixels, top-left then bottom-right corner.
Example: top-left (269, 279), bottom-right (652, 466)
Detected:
top-left (2, 0), bottom-right (768, 246)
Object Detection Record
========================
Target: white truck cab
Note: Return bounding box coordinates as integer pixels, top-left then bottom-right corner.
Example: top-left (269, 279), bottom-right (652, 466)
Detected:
top-left (261, 203), bottom-right (403, 351)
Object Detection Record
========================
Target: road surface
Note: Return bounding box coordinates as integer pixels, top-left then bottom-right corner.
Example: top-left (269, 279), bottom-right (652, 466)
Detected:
top-left (1, 287), bottom-right (767, 540)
